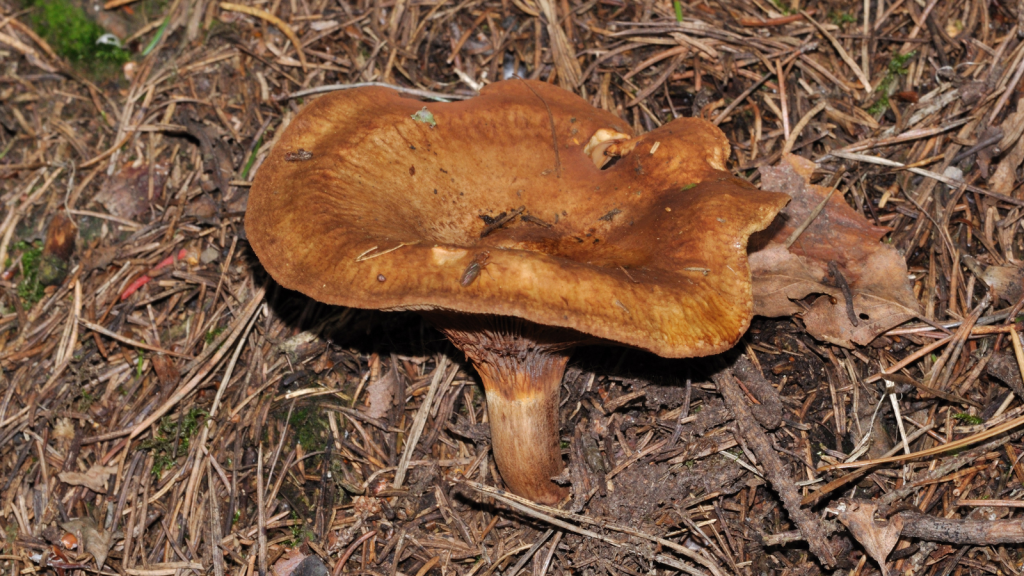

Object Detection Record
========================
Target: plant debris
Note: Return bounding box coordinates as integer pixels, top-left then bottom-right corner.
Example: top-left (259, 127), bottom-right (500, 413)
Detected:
top-left (2, 0), bottom-right (1024, 575)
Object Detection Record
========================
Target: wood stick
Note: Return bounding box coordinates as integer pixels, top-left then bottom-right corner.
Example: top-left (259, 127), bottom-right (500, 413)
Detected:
top-left (713, 368), bottom-right (837, 567)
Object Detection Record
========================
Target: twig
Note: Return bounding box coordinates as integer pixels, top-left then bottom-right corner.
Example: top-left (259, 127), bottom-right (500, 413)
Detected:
top-left (802, 425), bottom-right (933, 507)
top-left (713, 367), bottom-right (837, 567)
top-left (800, 10), bottom-right (872, 93)
top-left (820, 412), bottom-right (1024, 472)
top-left (480, 206), bottom-right (525, 238)
top-left (257, 445), bottom-right (268, 576)
top-left (332, 530), bottom-right (376, 576)
top-left (781, 100), bottom-right (827, 157)
top-left (455, 477), bottom-right (724, 576)
top-left (393, 357), bottom-right (452, 488)
top-left (898, 511), bottom-right (1024, 545)
top-left (79, 319), bottom-right (194, 359)
top-left (220, 3), bottom-right (307, 71)
top-left (829, 150), bottom-right (1024, 207)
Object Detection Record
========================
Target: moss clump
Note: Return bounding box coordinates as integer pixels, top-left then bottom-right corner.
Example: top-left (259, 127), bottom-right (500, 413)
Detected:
top-left (28, 0), bottom-right (130, 73)
top-left (287, 515), bottom-right (316, 547)
top-left (768, 0), bottom-right (794, 15)
top-left (289, 406), bottom-right (328, 453)
top-left (829, 11), bottom-right (857, 25)
top-left (867, 51), bottom-right (917, 116)
top-left (141, 408), bottom-right (208, 477)
top-left (954, 413), bottom-right (983, 425)
top-left (12, 241), bottom-right (45, 305)
top-left (205, 326), bottom-right (226, 344)
top-left (76, 390), bottom-right (96, 412)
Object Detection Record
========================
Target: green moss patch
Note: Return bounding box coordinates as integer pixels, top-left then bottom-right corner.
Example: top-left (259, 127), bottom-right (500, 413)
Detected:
top-left (141, 408), bottom-right (208, 477)
top-left (867, 51), bottom-right (916, 116)
top-left (11, 241), bottom-right (44, 305)
top-left (28, 0), bottom-right (130, 73)
top-left (289, 406), bottom-right (328, 453)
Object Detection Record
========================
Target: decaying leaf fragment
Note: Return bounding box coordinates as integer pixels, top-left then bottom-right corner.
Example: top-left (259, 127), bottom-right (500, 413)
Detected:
top-left (981, 263), bottom-right (1024, 304)
top-left (57, 464), bottom-right (118, 493)
top-left (93, 162), bottom-right (170, 221)
top-left (990, 98), bottom-right (1024, 195)
top-left (361, 359), bottom-right (399, 420)
top-left (271, 548), bottom-right (307, 576)
top-left (750, 155), bottom-right (923, 347)
top-left (39, 209), bottom-right (77, 286)
top-left (61, 517), bottom-right (121, 570)
top-left (834, 499), bottom-right (903, 576)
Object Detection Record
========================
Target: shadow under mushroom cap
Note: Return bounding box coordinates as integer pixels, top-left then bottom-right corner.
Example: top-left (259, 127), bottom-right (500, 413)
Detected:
top-left (245, 80), bottom-right (789, 358)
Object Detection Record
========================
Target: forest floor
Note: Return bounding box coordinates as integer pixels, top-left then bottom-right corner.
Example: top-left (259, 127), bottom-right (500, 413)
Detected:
top-left (2, 1), bottom-right (1024, 576)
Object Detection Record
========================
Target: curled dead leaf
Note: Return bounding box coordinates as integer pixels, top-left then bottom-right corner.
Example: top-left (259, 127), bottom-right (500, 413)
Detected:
top-left (361, 359), bottom-right (400, 420)
top-left (43, 209), bottom-right (76, 262)
top-left (751, 155), bottom-right (922, 347)
top-left (834, 499), bottom-right (903, 576)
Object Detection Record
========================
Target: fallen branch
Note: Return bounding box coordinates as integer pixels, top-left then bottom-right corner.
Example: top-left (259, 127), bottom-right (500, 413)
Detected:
top-left (899, 511), bottom-right (1024, 544)
top-left (838, 499), bottom-right (1024, 545)
top-left (713, 365), bottom-right (837, 567)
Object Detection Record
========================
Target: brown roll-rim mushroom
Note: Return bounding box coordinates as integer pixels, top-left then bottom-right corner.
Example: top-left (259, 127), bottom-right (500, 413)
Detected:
top-left (245, 80), bottom-right (789, 504)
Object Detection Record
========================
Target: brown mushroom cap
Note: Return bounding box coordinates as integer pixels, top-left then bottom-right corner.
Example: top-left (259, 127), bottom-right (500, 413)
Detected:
top-left (246, 80), bottom-right (788, 358)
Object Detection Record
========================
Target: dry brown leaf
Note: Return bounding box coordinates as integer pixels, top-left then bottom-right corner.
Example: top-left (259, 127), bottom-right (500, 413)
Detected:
top-left (58, 464), bottom-right (117, 493)
top-left (990, 137), bottom-right (1024, 196)
top-left (751, 155), bottom-right (922, 347)
top-left (747, 245), bottom-right (829, 317)
top-left (990, 98), bottom-right (1024, 193)
top-left (93, 163), bottom-right (169, 221)
top-left (981, 263), bottom-right (1024, 304)
top-left (151, 354), bottom-right (181, 388)
top-left (61, 517), bottom-right (121, 570)
top-left (835, 499), bottom-right (903, 576)
top-left (271, 548), bottom-right (306, 576)
top-left (361, 362), bottom-right (399, 420)
top-left (998, 98), bottom-right (1024, 152)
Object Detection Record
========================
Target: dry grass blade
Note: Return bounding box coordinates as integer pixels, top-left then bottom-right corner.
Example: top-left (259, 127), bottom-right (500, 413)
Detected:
top-left (535, 0), bottom-right (581, 89)
top-left (392, 356), bottom-right (451, 489)
top-left (128, 285), bottom-right (265, 440)
top-left (219, 2), bottom-right (307, 71)
top-left (800, 10), bottom-right (872, 94)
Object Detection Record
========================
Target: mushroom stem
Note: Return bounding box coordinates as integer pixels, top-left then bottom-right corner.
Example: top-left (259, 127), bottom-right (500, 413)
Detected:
top-left (428, 315), bottom-right (574, 505)
top-left (474, 352), bottom-right (569, 505)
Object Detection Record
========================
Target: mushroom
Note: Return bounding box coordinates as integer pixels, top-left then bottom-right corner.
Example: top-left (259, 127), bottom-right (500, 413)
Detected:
top-left (245, 80), bottom-right (789, 504)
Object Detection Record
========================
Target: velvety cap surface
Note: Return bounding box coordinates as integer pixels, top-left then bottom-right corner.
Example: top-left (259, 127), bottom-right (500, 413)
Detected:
top-left (246, 80), bottom-right (788, 357)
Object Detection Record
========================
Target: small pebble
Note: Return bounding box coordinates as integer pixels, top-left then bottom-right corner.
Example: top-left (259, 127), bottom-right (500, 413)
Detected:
top-left (200, 246), bottom-right (220, 264)
top-left (942, 166), bottom-right (964, 189)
